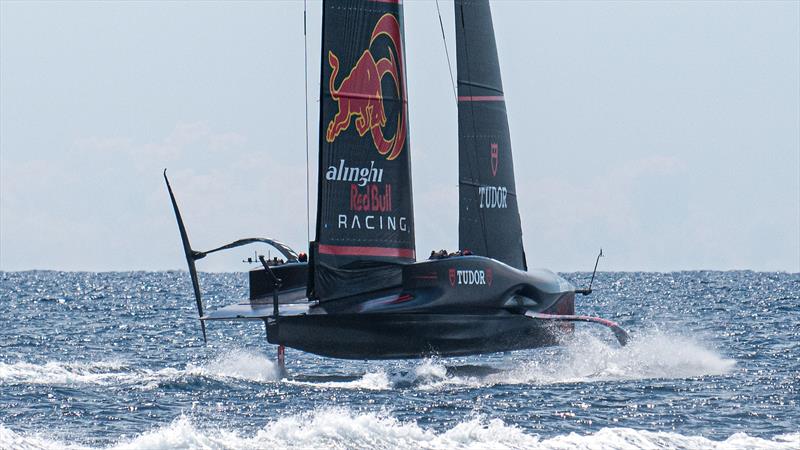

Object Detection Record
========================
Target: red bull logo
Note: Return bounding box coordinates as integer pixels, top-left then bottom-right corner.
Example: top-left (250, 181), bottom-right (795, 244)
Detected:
top-left (326, 14), bottom-right (407, 161)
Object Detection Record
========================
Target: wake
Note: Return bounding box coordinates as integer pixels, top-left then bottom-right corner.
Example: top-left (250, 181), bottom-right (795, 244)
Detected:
top-left (0, 349), bottom-right (281, 389)
top-left (0, 408), bottom-right (796, 450)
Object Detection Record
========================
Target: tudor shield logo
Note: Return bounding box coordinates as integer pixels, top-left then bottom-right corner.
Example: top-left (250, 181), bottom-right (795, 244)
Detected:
top-left (490, 143), bottom-right (499, 176)
top-left (326, 14), bottom-right (407, 161)
top-left (449, 268), bottom-right (456, 287)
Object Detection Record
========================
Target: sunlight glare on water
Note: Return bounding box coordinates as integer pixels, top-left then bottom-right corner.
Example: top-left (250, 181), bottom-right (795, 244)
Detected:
top-left (0, 270), bottom-right (797, 449)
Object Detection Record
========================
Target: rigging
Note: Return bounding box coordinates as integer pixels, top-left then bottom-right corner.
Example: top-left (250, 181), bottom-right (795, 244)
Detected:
top-left (303, 0), bottom-right (311, 244)
top-left (436, 0), bottom-right (458, 103)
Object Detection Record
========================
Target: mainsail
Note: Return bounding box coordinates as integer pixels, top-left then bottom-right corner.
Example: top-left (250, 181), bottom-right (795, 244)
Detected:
top-left (311, 0), bottom-right (416, 300)
top-left (455, 0), bottom-right (526, 270)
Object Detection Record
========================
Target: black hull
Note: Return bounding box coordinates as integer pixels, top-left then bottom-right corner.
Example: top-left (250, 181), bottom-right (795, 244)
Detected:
top-left (204, 256), bottom-right (583, 359)
top-left (268, 313), bottom-right (572, 359)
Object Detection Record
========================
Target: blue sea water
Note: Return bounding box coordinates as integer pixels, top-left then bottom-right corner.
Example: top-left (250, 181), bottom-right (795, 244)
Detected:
top-left (0, 270), bottom-right (798, 449)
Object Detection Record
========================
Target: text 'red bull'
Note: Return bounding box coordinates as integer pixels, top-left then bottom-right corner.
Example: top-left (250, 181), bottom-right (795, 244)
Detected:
top-left (350, 183), bottom-right (392, 212)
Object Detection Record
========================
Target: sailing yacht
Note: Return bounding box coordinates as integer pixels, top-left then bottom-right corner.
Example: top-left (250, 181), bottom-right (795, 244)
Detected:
top-left (165, 0), bottom-right (628, 363)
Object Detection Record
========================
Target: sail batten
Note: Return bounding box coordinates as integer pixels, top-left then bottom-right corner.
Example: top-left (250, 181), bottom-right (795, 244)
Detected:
top-left (457, 95), bottom-right (505, 102)
top-left (456, 0), bottom-right (526, 270)
top-left (311, 0), bottom-right (415, 301)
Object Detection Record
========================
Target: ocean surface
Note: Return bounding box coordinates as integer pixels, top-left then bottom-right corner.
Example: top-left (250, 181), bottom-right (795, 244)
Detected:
top-left (0, 270), bottom-right (798, 449)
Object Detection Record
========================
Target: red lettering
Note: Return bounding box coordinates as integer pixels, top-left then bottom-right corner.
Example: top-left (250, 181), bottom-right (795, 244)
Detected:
top-left (350, 183), bottom-right (393, 212)
top-left (350, 184), bottom-right (359, 211)
top-left (371, 184), bottom-right (380, 211)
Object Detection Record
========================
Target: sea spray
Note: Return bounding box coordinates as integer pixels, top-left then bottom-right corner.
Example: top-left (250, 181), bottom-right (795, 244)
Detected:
top-left (491, 329), bottom-right (737, 385)
top-left (185, 348), bottom-right (281, 383)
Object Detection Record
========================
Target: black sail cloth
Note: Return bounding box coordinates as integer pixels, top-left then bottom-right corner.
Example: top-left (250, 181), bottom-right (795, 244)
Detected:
top-left (456, 0), bottom-right (526, 270)
top-left (311, 0), bottom-right (416, 301)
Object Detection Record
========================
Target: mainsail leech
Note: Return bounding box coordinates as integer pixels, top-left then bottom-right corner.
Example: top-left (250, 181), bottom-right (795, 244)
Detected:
top-left (456, 0), bottom-right (526, 270)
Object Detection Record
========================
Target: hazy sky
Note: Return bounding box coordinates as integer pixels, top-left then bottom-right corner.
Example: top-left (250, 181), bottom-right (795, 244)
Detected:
top-left (1, 1), bottom-right (798, 272)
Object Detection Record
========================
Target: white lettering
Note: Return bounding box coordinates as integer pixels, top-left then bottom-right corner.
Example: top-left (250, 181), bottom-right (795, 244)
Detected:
top-left (346, 167), bottom-right (359, 182)
top-left (326, 160), bottom-right (384, 186)
top-left (478, 186), bottom-right (508, 209)
top-left (455, 269), bottom-right (488, 285)
top-left (337, 159), bottom-right (345, 180)
top-left (334, 214), bottom-right (411, 232)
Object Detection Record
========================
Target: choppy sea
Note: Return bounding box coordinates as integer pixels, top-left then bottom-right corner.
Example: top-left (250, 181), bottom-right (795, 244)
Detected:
top-left (0, 270), bottom-right (798, 449)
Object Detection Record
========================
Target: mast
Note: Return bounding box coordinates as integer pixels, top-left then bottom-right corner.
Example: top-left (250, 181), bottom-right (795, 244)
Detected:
top-left (310, 0), bottom-right (416, 301)
top-left (455, 0), bottom-right (526, 270)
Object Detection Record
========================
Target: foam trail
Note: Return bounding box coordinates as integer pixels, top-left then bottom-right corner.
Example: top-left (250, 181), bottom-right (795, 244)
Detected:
top-left (0, 360), bottom-right (129, 386)
top-left (283, 359), bottom-right (448, 391)
top-left (0, 349), bottom-right (281, 389)
top-left (1, 410), bottom-right (797, 450)
top-left (285, 371), bottom-right (392, 390)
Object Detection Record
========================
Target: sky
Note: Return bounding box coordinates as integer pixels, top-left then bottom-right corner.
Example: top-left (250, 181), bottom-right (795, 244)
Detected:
top-left (1, 0), bottom-right (798, 273)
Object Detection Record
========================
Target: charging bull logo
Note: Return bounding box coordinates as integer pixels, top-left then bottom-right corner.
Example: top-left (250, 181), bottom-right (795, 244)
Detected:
top-left (326, 14), bottom-right (407, 161)
top-left (490, 143), bottom-right (499, 177)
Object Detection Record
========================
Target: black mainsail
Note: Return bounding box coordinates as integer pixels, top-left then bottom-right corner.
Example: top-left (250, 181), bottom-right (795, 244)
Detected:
top-left (455, 0), bottom-right (526, 270)
top-left (310, 0), bottom-right (416, 300)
